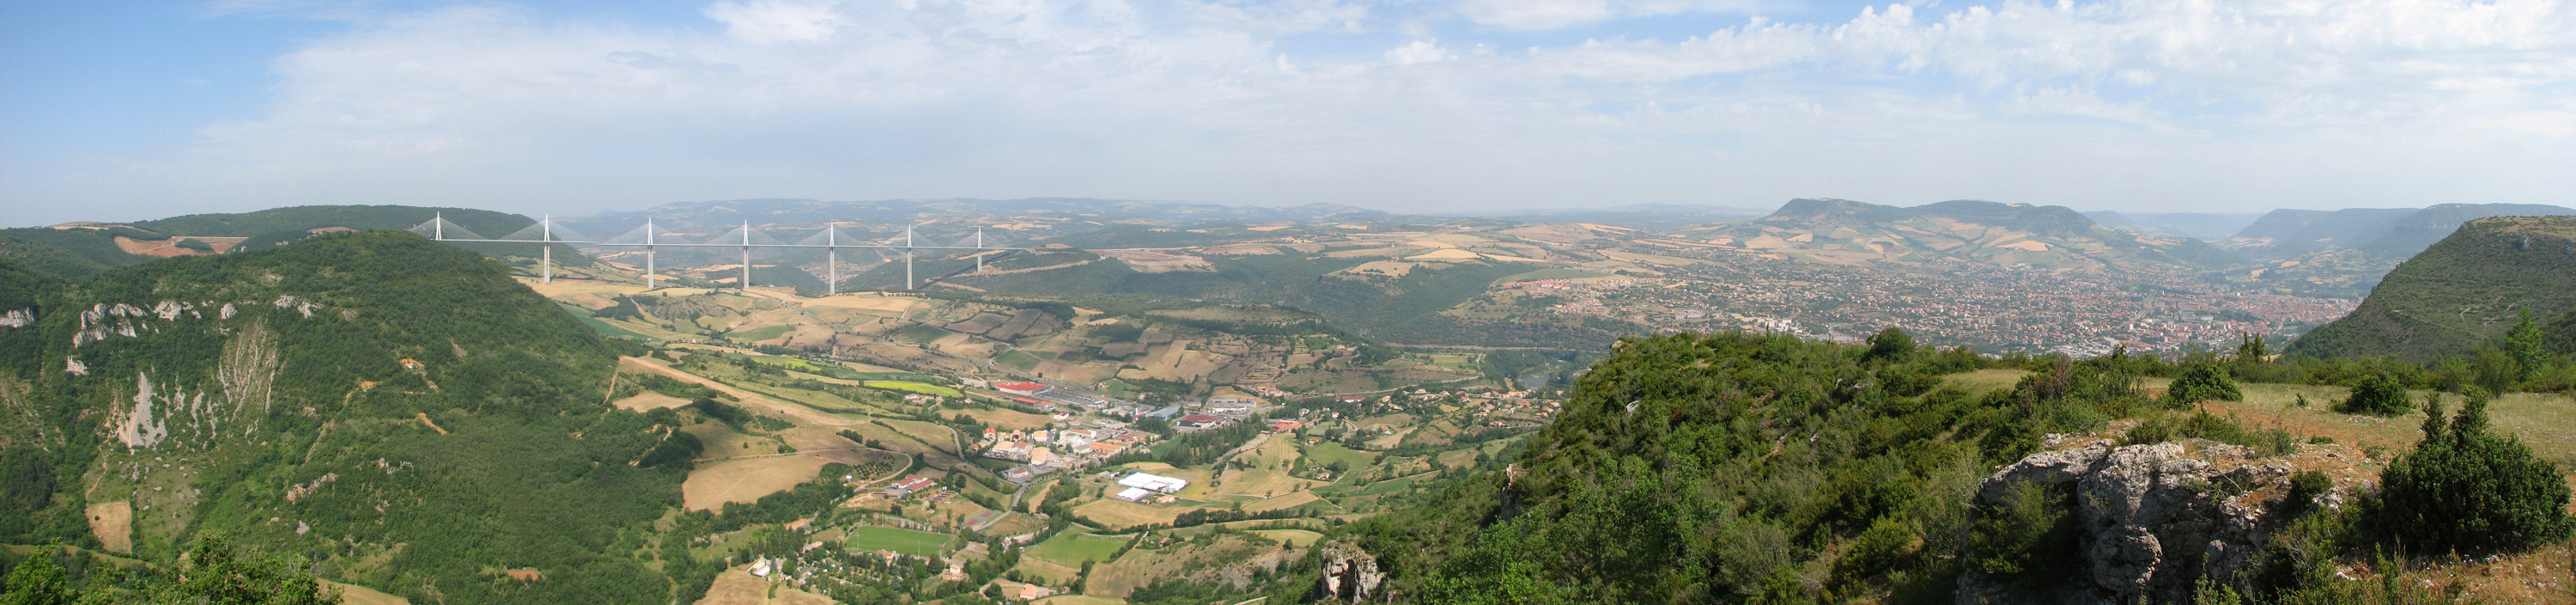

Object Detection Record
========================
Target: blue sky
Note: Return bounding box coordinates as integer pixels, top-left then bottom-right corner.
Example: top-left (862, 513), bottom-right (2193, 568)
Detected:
top-left (4, 0), bottom-right (2573, 226)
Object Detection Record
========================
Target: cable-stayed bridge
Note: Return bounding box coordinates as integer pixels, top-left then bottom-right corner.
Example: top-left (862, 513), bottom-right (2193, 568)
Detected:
top-left (408, 213), bottom-right (1040, 293)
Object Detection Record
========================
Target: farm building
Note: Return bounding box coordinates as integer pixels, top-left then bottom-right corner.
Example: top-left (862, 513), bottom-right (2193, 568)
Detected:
top-left (882, 474), bottom-right (935, 498)
top-left (1113, 487), bottom-right (1154, 502)
top-left (1117, 472), bottom-right (1188, 493)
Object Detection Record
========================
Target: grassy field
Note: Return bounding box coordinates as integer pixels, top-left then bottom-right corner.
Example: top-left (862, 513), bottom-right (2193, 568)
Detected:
top-left (321, 581), bottom-right (411, 605)
top-left (2204, 384), bottom-right (2576, 463)
top-left (1029, 525), bottom-right (1129, 565)
top-left (844, 526), bottom-right (951, 558)
top-left (1943, 369), bottom-right (2032, 394)
top-left (996, 350), bottom-right (1044, 372)
top-left (866, 381), bottom-right (963, 397)
top-left (1072, 499), bottom-right (1194, 530)
top-left (732, 325), bottom-right (794, 342)
top-left (1303, 443), bottom-right (1378, 471)
top-left (1248, 529), bottom-right (1323, 547)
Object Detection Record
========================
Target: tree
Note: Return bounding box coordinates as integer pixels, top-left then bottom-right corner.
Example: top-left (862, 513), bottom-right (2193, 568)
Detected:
top-left (2336, 372), bottom-right (2411, 417)
top-left (1, 550), bottom-right (73, 605)
top-left (1864, 327), bottom-right (1915, 363)
top-left (2506, 309), bottom-right (2549, 382)
top-left (2367, 387), bottom-right (2573, 555)
top-left (2163, 362), bottom-right (2242, 406)
top-left (2233, 333), bottom-right (2268, 363)
top-left (151, 534), bottom-right (343, 605)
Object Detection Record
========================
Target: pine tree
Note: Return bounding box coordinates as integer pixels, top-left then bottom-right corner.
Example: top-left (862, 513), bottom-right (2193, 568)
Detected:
top-left (2368, 386), bottom-right (2573, 554)
top-left (2506, 309), bottom-right (2550, 382)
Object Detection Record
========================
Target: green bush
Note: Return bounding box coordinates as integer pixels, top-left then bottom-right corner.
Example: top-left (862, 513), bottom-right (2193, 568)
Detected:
top-left (1965, 480), bottom-right (2079, 581)
top-left (2335, 372), bottom-right (2411, 416)
top-left (2163, 362), bottom-right (2243, 406)
top-left (2365, 388), bottom-right (2573, 555)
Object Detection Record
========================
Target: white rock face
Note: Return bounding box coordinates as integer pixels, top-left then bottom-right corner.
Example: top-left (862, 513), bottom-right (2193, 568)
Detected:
top-left (116, 374), bottom-right (169, 448)
top-left (1958, 439), bottom-right (2294, 605)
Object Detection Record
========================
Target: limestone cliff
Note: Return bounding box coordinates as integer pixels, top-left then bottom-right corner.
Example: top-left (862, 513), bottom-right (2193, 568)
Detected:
top-left (1957, 434), bottom-right (2375, 604)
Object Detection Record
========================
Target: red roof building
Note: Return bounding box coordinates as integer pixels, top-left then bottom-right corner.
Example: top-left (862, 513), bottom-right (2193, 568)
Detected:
top-left (996, 382), bottom-right (1050, 394)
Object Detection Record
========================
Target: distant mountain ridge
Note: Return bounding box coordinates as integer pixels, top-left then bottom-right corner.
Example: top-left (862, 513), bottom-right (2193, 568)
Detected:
top-left (2081, 211), bottom-right (2264, 241)
top-left (2284, 215), bottom-right (2576, 363)
top-left (1680, 198), bottom-right (2238, 272)
top-left (2221, 203), bottom-right (2576, 298)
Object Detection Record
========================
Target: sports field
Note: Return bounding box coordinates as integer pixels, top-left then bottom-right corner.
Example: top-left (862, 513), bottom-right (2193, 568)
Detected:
top-left (844, 526), bottom-right (951, 558)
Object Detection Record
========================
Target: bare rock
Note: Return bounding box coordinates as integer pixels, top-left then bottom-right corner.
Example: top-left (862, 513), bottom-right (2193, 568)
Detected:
top-left (1957, 437), bottom-right (2336, 605)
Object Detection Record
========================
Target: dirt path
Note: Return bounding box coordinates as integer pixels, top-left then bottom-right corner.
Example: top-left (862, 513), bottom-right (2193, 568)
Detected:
top-left (619, 357), bottom-right (850, 427)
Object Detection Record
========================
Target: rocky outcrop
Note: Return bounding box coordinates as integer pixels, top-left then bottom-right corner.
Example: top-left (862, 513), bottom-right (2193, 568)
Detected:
top-left (1317, 541), bottom-right (1386, 603)
top-left (1957, 437), bottom-right (2368, 605)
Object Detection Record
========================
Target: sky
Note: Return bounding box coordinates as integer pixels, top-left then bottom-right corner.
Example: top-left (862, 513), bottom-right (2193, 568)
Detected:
top-left (3, 0), bottom-right (2573, 226)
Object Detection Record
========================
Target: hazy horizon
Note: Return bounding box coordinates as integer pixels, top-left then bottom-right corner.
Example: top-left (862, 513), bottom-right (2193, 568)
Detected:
top-left (7, 0), bottom-right (2573, 226)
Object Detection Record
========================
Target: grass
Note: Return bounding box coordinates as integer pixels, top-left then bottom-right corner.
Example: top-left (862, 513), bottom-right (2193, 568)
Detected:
top-left (996, 350), bottom-right (1044, 372)
top-left (895, 325), bottom-right (950, 344)
top-left (1943, 369), bottom-right (2032, 394)
top-left (844, 526), bottom-right (951, 558)
top-left (1302, 443), bottom-right (1378, 471)
top-left (732, 325), bottom-right (794, 342)
top-left (1029, 525), bottom-right (1129, 565)
top-left (866, 381), bottom-right (963, 397)
top-left (2203, 383), bottom-right (2576, 464)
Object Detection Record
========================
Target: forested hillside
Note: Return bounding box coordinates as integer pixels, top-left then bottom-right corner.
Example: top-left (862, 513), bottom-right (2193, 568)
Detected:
top-left (0, 231), bottom-right (683, 603)
top-left (2287, 216), bottom-right (2576, 363)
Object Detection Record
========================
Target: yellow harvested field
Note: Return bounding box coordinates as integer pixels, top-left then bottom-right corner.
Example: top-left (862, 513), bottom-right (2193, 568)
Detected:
top-left (804, 296), bottom-right (922, 312)
top-left (694, 569), bottom-right (837, 605)
top-left (85, 501), bottom-right (131, 553)
top-left (521, 281), bottom-right (646, 298)
top-left (1216, 466), bottom-right (1319, 499)
top-left (1036, 596), bottom-right (1129, 605)
top-left (683, 449), bottom-right (880, 511)
top-left (1240, 491), bottom-right (1321, 513)
top-left (954, 407), bottom-right (1054, 431)
top-left (1405, 240), bottom-right (1459, 248)
top-left (1406, 248), bottom-right (1483, 260)
top-left (323, 581), bottom-right (411, 605)
top-left (1015, 557), bottom-right (1082, 585)
top-left (611, 392), bottom-right (692, 412)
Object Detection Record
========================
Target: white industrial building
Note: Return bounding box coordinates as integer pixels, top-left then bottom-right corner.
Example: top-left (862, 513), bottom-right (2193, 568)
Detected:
top-left (1116, 472), bottom-right (1188, 493)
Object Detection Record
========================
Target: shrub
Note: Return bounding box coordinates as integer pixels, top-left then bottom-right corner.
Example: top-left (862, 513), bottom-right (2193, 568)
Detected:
top-left (1965, 480), bottom-right (2079, 581)
top-left (2335, 372), bottom-right (2411, 417)
top-left (2163, 362), bottom-right (2242, 406)
top-left (2365, 388), bottom-right (2573, 555)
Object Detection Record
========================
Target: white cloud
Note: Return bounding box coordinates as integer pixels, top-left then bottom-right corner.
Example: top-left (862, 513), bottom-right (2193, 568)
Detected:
top-left (8, 0), bottom-right (2575, 223)
top-left (705, 0), bottom-right (848, 43)
top-left (1388, 40), bottom-right (1455, 64)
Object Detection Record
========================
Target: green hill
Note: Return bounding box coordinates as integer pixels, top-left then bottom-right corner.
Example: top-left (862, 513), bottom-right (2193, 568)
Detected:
top-left (0, 205), bottom-right (589, 281)
top-left (0, 231), bottom-right (686, 603)
top-left (2285, 216), bottom-right (2576, 363)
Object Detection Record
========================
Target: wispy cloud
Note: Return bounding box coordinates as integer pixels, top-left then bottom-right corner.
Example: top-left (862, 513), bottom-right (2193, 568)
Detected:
top-left (9, 0), bottom-right (2574, 223)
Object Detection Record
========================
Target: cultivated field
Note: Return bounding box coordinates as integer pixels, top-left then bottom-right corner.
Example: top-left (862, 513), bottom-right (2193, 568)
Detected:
top-left (695, 569), bottom-right (838, 605)
top-left (682, 451), bottom-right (856, 511)
top-left (1071, 499), bottom-right (1194, 530)
top-left (611, 392), bottom-right (691, 412)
